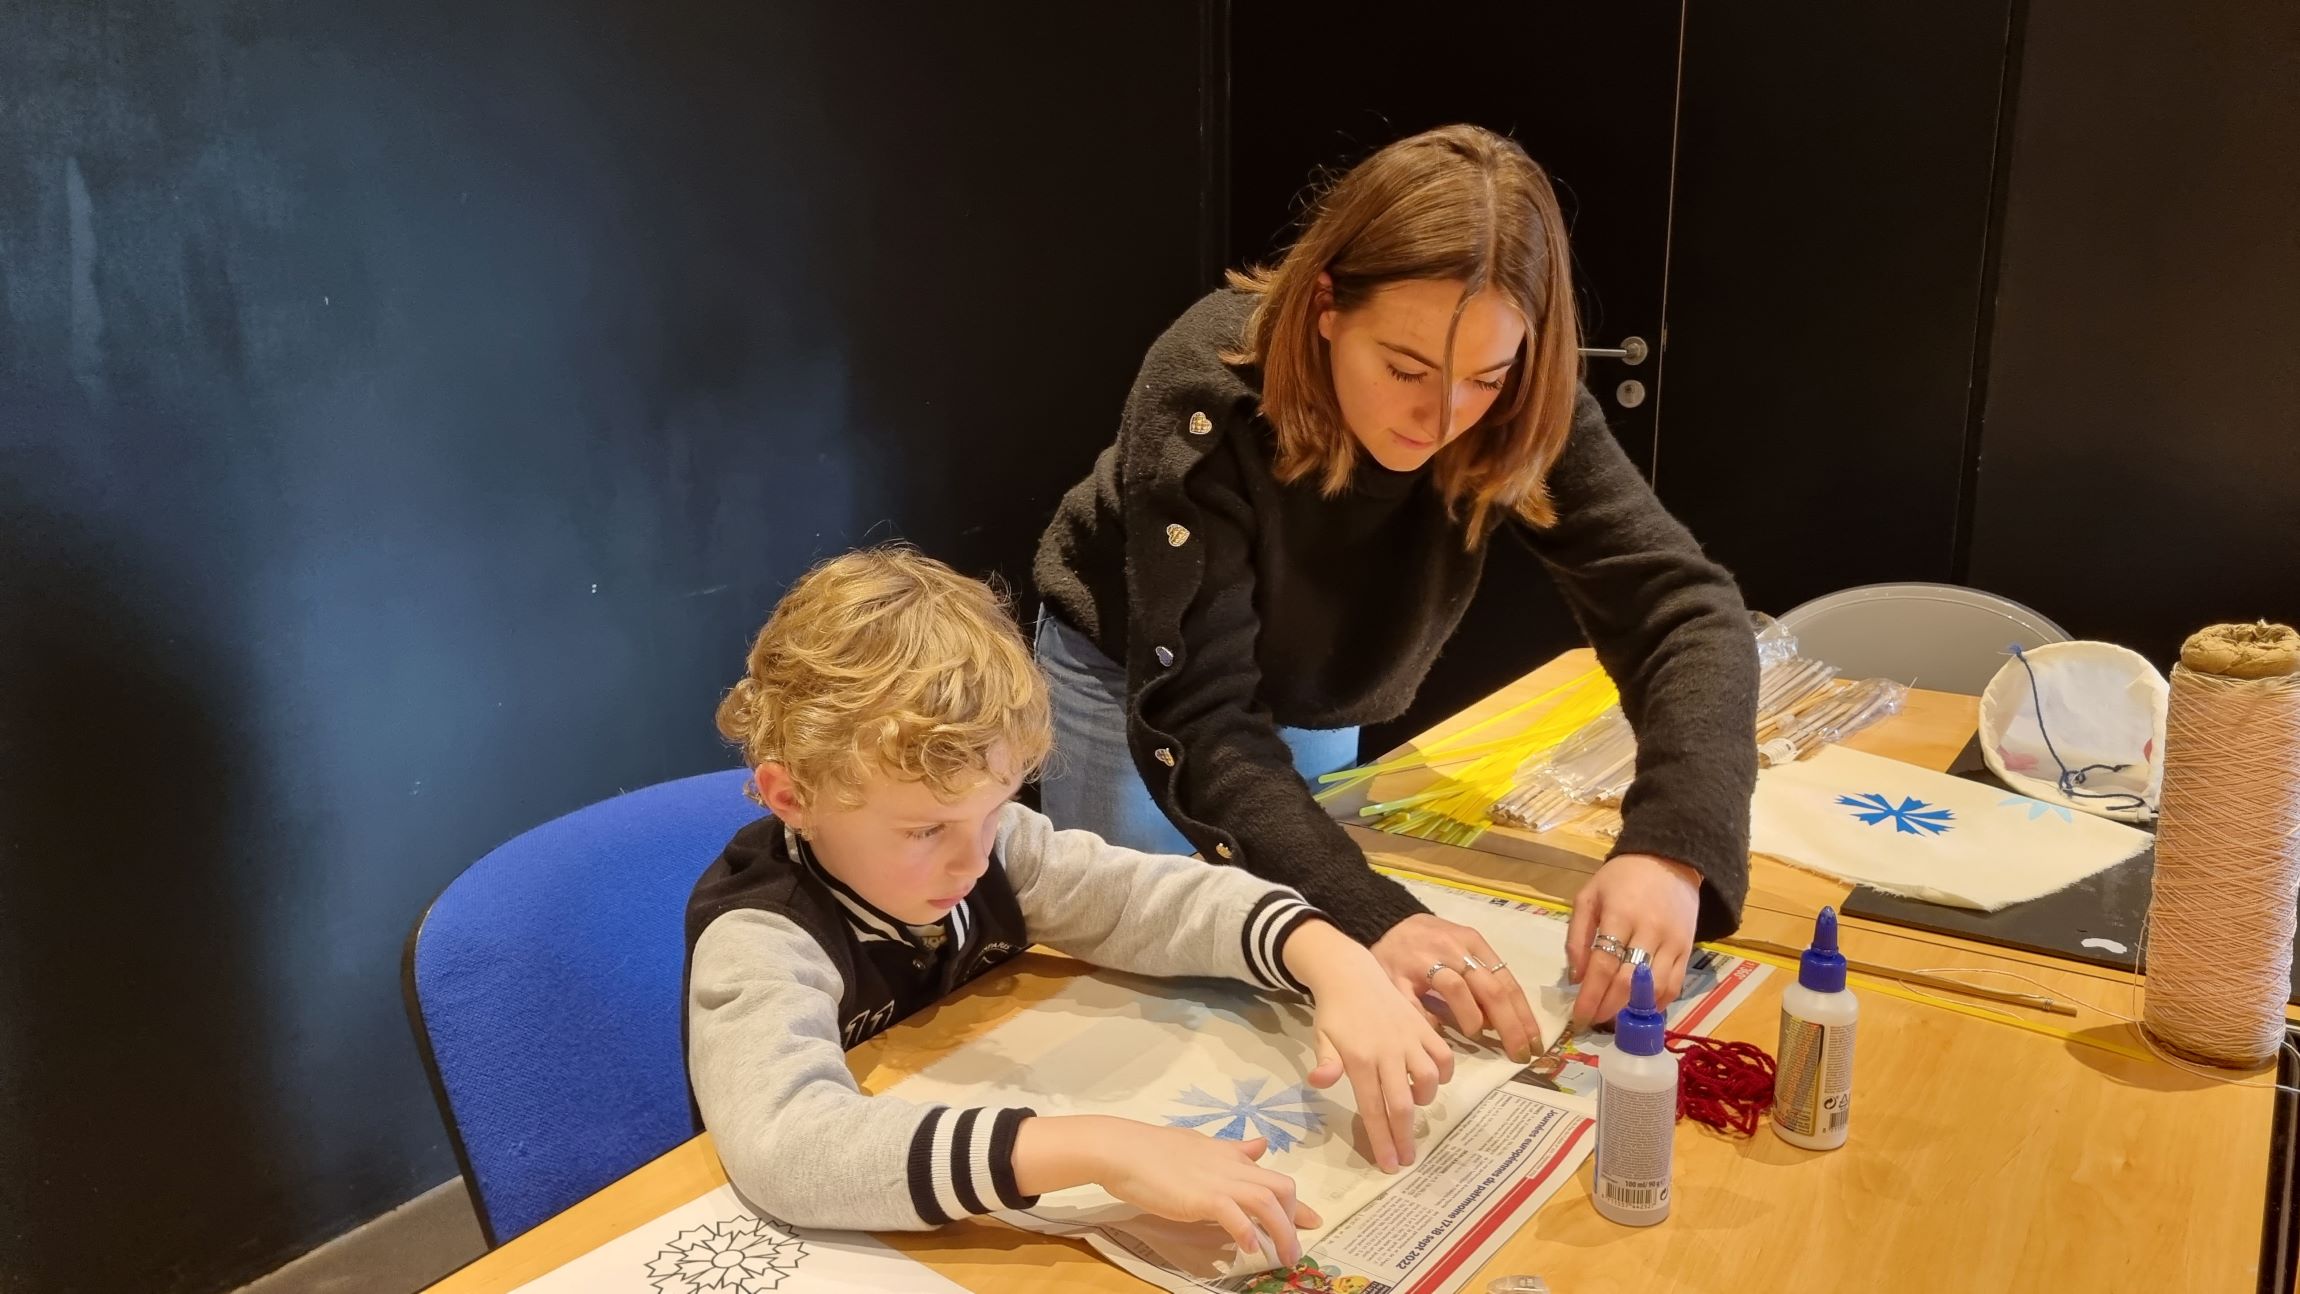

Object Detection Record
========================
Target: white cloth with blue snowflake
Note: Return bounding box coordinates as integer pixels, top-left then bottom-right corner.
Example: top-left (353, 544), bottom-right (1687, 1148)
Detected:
top-left (881, 878), bottom-right (1576, 1283)
top-left (1751, 745), bottom-right (2154, 909)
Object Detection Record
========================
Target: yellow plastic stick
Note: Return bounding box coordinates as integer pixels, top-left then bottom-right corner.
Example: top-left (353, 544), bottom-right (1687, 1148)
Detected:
top-left (1319, 667), bottom-right (1620, 837)
top-left (1417, 668), bottom-right (1612, 756)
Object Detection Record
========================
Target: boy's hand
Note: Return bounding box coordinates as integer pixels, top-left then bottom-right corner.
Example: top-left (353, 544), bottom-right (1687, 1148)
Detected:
top-left (1092, 1121), bottom-right (1321, 1265)
top-left (1283, 920), bottom-right (1456, 1173)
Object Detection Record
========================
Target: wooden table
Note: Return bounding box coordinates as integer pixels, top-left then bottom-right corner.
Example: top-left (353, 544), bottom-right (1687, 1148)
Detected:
top-left (429, 651), bottom-right (2281, 1294)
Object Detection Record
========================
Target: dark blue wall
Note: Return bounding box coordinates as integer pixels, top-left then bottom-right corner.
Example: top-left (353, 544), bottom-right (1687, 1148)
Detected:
top-left (0, 3), bottom-right (1212, 1289)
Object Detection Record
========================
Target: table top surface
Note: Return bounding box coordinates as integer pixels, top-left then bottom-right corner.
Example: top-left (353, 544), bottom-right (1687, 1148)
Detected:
top-left (428, 650), bottom-right (2280, 1294)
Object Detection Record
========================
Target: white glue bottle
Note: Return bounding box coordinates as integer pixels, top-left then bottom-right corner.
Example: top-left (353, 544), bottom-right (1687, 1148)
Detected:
top-left (1593, 961), bottom-right (1676, 1226)
top-left (1773, 906), bottom-right (1859, 1150)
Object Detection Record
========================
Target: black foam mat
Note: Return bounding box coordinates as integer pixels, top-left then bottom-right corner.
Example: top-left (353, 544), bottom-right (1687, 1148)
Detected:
top-left (1836, 738), bottom-right (2300, 1004)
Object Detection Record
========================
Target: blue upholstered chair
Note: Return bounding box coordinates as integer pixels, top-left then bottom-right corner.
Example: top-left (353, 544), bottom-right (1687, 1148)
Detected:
top-left (402, 769), bottom-right (763, 1243)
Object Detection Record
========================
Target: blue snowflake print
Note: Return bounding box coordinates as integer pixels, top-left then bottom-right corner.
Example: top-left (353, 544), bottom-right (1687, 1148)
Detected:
top-left (1999, 794), bottom-right (2074, 823)
top-left (1837, 792), bottom-right (1956, 836)
top-left (1165, 1078), bottom-right (1324, 1152)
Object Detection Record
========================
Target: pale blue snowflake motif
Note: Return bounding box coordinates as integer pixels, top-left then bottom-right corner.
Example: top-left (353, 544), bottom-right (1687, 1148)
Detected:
top-left (1164, 1078), bottom-right (1323, 1151)
top-left (1999, 794), bottom-right (2074, 823)
top-left (1836, 792), bottom-right (1956, 836)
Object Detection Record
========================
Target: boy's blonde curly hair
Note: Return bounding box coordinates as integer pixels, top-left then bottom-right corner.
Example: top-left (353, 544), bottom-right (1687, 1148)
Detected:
top-left (716, 547), bottom-right (1052, 807)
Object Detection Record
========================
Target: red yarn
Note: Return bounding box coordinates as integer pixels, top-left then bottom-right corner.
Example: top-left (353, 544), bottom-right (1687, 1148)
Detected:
top-left (1665, 1032), bottom-right (1777, 1137)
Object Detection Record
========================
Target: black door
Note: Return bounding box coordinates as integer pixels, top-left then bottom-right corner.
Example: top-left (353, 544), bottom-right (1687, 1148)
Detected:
top-left (1225, 1), bottom-right (1687, 752)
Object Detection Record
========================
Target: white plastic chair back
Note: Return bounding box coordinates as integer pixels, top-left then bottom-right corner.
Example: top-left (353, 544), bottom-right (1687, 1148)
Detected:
top-left (1778, 583), bottom-right (2071, 696)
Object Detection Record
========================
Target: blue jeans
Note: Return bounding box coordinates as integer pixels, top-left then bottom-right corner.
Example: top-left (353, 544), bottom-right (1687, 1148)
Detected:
top-left (1033, 611), bottom-right (1359, 856)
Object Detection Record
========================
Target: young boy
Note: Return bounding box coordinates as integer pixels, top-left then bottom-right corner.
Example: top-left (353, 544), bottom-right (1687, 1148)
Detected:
top-left (687, 548), bottom-right (1455, 1265)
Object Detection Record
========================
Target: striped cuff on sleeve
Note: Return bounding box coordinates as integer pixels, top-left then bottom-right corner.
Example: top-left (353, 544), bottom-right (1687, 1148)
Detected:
top-left (905, 1106), bottom-right (1039, 1224)
top-left (1240, 891), bottom-right (1323, 996)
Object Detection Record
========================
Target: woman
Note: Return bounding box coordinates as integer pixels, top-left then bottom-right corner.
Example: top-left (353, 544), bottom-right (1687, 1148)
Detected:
top-left (1032, 125), bottom-right (1758, 1054)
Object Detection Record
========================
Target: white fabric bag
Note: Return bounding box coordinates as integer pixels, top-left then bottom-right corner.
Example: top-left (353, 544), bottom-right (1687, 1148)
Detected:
top-left (1978, 641), bottom-right (2166, 824)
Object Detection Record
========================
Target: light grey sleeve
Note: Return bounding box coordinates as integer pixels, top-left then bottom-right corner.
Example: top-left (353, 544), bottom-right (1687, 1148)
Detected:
top-left (687, 909), bottom-right (1038, 1230)
top-left (995, 802), bottom-right (1324, 993)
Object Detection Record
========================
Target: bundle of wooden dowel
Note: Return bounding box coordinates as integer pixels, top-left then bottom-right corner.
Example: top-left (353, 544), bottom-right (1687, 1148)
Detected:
top-left (1491, 654), bottom-right (1906, 832)
top-left (1757, 674), bottom-right (1909, 766)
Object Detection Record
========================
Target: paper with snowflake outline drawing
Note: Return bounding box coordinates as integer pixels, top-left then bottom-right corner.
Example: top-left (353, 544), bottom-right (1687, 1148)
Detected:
top-left (1752, 744), bottom-right (2150, 909)
top-left (646, 1217), bottom-right (805, 1293)
top-left (509, 1183), bottom-right (970, 1294)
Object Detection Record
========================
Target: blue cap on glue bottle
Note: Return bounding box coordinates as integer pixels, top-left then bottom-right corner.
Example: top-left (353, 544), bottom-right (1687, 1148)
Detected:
top-left (1801, 907), bottom-right (1849, 993)
top-left (1614, 962), bottom-right (1667, 1056)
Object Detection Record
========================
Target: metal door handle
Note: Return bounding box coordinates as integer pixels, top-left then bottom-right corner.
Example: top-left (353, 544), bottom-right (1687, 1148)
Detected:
top-left (1579, 336), bottom-right (1649, 365)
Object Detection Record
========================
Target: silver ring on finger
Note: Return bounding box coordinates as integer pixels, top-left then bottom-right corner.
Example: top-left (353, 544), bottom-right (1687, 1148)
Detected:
top-left (1623, 946), bottom-right (1652, 968)
top-left (1462, 953), bottom-right (1490, 974)
top-left (1589, 931), bottom-right (1630, 960)
top-left (1425, 961), bottom-right (1454, 985)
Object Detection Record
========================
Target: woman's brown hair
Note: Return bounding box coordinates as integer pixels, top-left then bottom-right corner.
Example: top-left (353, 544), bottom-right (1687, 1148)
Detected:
top-left (1227, 124), bottom-right (1582, 538)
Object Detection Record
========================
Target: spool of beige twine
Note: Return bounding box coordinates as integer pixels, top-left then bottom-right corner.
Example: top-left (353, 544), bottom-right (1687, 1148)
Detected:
top-left (2141, 621), bottom-right (2300, 1069)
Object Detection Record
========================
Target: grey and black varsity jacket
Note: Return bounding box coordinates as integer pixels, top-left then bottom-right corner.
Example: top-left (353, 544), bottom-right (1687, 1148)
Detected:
top-left (684, 801), bottom-right (1324, 1231)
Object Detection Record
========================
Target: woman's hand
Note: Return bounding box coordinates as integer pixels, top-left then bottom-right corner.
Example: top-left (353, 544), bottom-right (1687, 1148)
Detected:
top-left (1566, 853), bottom-right (1703, 1028)
top-left (1015, 1116), bottom-right (1321, 1266)
top-left (1367, 913), bottom-right (1542, 1064)
top-left (1281, 920), bottom-right (1456, 1173)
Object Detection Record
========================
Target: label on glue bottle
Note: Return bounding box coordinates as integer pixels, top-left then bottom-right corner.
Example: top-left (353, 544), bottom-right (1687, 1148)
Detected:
top-left (1772, 907), bottom-right (1859, 1150)
top-left (1774, 1014), bottom-right (1856, 1139)
top-left (1592, 962), bottom-right (1676, 1226)
top-left (1594, 1077), bottom-right (1675, 1219)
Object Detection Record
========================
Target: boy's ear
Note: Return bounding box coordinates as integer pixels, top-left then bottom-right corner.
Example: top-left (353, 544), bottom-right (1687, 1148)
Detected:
top-left (754, 763), bottom-right (808, 827)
